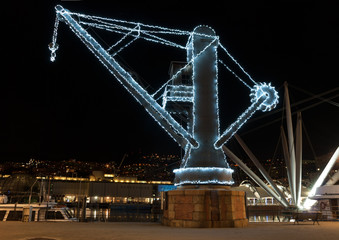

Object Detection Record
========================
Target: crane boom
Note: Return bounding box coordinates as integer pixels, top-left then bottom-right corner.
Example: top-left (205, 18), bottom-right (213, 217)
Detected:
top-left (53, 5), bottom-right (197, 149)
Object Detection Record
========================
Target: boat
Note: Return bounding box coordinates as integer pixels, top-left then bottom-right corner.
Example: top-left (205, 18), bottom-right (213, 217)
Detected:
top-left (0, 200), bottom-right (77, 222)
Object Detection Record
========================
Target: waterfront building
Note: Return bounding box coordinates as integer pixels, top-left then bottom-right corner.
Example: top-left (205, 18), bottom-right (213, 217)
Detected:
top-left (50, 178), bottom-right (172, 205)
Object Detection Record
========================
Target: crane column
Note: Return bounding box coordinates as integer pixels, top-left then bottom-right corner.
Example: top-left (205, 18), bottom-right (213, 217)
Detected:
top-left (174, 26), bottom-right (233, 185)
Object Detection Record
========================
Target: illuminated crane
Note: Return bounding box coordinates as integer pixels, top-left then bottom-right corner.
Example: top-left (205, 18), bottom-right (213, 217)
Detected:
top-left (49, 5), bottom-right (279, 187)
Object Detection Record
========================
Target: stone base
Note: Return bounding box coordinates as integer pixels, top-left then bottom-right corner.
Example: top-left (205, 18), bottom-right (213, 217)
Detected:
top-left (162, 188), bottom-right (248, 228)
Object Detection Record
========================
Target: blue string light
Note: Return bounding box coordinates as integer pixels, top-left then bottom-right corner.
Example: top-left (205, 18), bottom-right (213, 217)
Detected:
top-left (50, 5), bottom-right (279, 186)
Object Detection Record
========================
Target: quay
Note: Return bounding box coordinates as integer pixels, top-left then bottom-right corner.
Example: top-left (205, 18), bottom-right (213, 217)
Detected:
top-left (0, 221), bottom-right (338, 240)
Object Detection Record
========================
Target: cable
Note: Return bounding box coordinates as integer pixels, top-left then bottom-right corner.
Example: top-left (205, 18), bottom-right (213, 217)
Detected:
top-left (218, 59), bottom-right (251, 89)
top-left (241, 92), bottom-right (339, 135)
top-left (302, 120), bottom-right (318, 161)
top-left (248, 87), bottom-right (339, 124)
top-left (218, 42), bottom-right (257, 86)
top-left (289, 84), bottom-right (339, 108)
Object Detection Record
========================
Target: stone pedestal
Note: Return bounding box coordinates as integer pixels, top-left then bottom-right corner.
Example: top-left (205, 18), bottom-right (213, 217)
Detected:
top-left (162, 188), bottom-right (248, 228)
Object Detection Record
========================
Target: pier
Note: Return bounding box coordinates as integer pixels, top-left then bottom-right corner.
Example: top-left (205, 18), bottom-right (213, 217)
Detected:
top-left (0, 221), bottom-right (338, 240)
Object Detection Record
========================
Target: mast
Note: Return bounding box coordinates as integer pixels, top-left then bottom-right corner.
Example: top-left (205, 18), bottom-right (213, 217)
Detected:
top-left (284, 81), bottom-right (296, 205)
top-left (295, 112), bottom-right (302, 207)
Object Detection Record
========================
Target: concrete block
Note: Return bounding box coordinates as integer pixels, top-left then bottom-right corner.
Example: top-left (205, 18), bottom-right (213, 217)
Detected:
top-left (233, 219), bottom-right (248, 228)
top-left (194, 203), bottom-right (204, 212)
top-left (212, 220), bottom-right (233, 228)
top-left (170, 220), bottom-right (184, 227)
top-left (201, 220), bottom-right (212, 228)
top-left (219, 197), bottom-right (228, 211)
top-left (218, 196), bottom-right (225, 204)
top-left (183, 220), bottom-right (203, 228)
top-left (184, 189), bottom-right (206, 196)
top-left (192, 211), bottom-right (206, 221)
top-left (220, 208), bottom-right (228, 220)
top-left (168, 203), bottom-right (175, 211)
top-left (168, 190), bottom-right (185, 196)
top-left (224, 191), bottom-right (234, 196)
top-left (168, 196), bottom-right (176, 203)
top-left (175, 195), bottom-right (193, 204)
top-left (162, 218), bottom-right (168, 226)
top-left (235, 204), bottom-right (243, 212)
top-left (175, 203), bottom-right (194, 221)
top-left (193, 195), bottom-right (204, 204)
top-left (175, 210), bottom-right (193, 220)
top-left (217, 190), bottom-right (227, 196)
top-left (168, 210), bottom-right (175, 219)
top-left (234, 210), bottom-right (243, 220)
top-left (226, 211), bottom-right (234, 219)
top-left (238, 191), bottom-right (245, 197)
top-left (222, 195), bottom-right (233, 204)
top-left (175, 203), bottom-right (194, 212)
top-left (163, 189), bottom-right (248, 228)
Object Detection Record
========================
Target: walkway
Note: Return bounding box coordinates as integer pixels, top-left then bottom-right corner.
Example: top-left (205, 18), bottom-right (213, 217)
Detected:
top-left (0, 221), bottom-right (338, 240)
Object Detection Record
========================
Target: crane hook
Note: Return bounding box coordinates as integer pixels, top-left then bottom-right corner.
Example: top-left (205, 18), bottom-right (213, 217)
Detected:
top-left (48, 42), bottom-right (59, 62)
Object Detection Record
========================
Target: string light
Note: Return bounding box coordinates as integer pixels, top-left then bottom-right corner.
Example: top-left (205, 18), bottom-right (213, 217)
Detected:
top-left (174, 167), bottom-right (234, 186)
top-left (52, 5), bottom-right (198, 149)
top-left (215, 82), bottom-right (279, 148)
top-left (48, 15), bottom-right (60, 62)
top-left (50, 5), bottom-right (278, 186)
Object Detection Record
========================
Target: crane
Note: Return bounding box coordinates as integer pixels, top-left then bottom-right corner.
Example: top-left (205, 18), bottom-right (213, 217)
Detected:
top-left (49, 5), bottom-right (279, 187)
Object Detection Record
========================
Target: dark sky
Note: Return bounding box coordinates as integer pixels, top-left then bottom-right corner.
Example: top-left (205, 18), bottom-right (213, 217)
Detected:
top-left (2, 1), bottom-right (338, 164)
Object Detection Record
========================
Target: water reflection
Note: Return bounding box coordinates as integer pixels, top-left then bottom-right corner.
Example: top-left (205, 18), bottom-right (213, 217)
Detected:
top-left (248, 214), bottom-right (291, 222)
top-left (72, 208), bottom-right (291, 223)
top-left (81, 208), bottom-right (160, 222)
top-left (249, 215), bottom-right (279, 222)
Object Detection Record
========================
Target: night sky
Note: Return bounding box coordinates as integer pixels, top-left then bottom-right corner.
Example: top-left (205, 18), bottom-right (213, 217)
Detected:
top-left (2, 1), bottom-right (338, 164)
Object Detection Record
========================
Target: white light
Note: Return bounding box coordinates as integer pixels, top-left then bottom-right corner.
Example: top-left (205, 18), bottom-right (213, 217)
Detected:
top-left (303, 146), bottom-right (339, 209)
top-left (174, 167), bottom-right (234, 174)
top-left (173, 167), bottom-right (234, 186)
top-left (51, 5), bottom-right (279, 186)
top-left (250, 83), bottom-right (279, 112)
